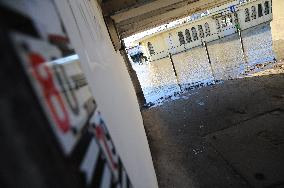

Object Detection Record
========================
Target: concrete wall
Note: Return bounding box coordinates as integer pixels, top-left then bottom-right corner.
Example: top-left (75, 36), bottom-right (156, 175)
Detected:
top-left (140, 15), bottom-right (218, 62)
top-left (139, 0), bottom-right (273, 62)
top-left (242, 22), bottom-right (275, 65)
top-left (120, 49), bottom-right (146, 107)
top-left (140, 33), bottom-right (169, 62)
top-left (207, 33), bottom-right (245, 80)
top-left (271, 0), bottom-right (284, 60)
top-left (55, 0), bottom-right (158, 188)
top-left (238, 0), bottom-right (273, 30)
top-left (172, 46), bottom-right (214, 88)
top-left (136, 22), bottom-right (275, 103)
top-left (133, 58), bottom-right (180, 103)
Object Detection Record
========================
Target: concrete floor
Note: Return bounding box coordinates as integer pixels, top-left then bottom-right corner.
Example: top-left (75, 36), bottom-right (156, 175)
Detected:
top-left (142, 67), bottom-right (284, 188)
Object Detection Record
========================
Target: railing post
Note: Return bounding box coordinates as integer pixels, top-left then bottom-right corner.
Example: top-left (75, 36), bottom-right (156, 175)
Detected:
top-left (203, 41), bottom-right (216, 82)
top-left (237, 28), bottom-right (248, 65)
top-left (169, 53), bottom-right (182, 92)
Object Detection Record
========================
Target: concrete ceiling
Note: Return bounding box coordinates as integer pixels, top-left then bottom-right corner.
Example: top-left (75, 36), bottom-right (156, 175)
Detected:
top-left (101, 0), bottom-right (234, 38)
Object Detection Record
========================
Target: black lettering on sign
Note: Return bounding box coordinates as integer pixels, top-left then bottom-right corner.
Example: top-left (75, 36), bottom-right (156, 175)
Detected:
top-left (53, 64), bottom-right (80, 115)
top-left (71, 73), bottom-right (88, 89)
top-left (90, 151), bottom-right (105, 187)
top-left (70, 128), bottom-right (93, 167)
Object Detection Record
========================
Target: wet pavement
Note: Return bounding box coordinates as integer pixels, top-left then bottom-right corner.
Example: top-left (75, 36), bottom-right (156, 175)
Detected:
top-left (142, 64), bottom-right (284, 188)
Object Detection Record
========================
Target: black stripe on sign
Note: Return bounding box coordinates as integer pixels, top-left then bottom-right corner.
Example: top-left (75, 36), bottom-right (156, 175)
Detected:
top-left (127, 175), bottom-right (131, 188)
top-left (69, 128), bottom-right (93, 167)
top-left (90, 151), bottom-right (105, 188)
top-left (118, 158), bottom-right (122, 185)
top-left (110, 176), bottom-right (117, 188)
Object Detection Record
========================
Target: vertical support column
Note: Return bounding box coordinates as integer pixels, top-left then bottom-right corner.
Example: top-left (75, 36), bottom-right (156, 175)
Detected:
top-left (105, 17), bottom-right (146, 107)
top-left (203, 41), bottom-right (216, 81)
top-left (120, 42), bottom-right (146, 107)
top-left (237, 28), bottom-right (248, 65)
top-left (105, 17), bottom-right (121, 51)
top-left (271, 0), bottom-right (284, 61)
top-left (169, 53), bottom-right (182, 91)
top-left (234, 12), bottom-right (248, 66)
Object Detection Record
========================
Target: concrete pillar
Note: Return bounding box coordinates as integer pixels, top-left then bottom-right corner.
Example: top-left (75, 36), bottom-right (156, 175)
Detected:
top-left (105, 16), bottom-right (146, 107)
top-left (56, 1), bottom-right (158, 187)
top-left (120, 42), bottom-right (146, 107)
top-left (271, 0), bottom-right (284, 60)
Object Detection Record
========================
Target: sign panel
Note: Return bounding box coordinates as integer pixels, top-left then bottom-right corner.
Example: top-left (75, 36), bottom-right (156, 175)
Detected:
top-left (6, 0), bottom-right (133, 186)
top-left (11, 32), bottom-right (133, 188)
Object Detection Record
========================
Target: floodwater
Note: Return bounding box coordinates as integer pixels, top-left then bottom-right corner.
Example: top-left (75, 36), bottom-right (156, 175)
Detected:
top-left (132, 23), bottom-right (276, 104)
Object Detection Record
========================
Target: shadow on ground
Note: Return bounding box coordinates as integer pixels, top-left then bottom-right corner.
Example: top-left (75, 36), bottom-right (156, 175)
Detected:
top-left (142, 73), bottom-right (284, 188)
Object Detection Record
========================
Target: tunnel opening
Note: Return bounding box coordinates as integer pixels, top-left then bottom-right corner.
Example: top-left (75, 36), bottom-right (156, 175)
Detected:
top-left (123, 0), bottom-right (281, 107)
top-left (130, 0), bottom-right (284, 187)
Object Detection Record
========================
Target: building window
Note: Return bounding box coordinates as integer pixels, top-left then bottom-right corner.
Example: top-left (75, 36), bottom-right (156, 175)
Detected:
top-left (198, 25), bottom-right (204, 38)
top-left (216, 19), bottom-right (221, 32)
top-left (251, 6), bottom-right (257, 20)
top-left (245, 8), bottom-right (250, 22)
top-left (226, 14), bottom-right (233, 26)
top-left (264, 1), bottom-right (270, 15)
top-left (220, 15), bottom-right (233, 27)
top-left (185, 29), bottom-right (192, 43)
top-left (220, 16), bottom-right (228, 27)
top-left (258, 3), bottom-right (263, 17)
top-left (204, 22), bottom-right (211, 37)
top-left (191, 27), bottom-right (198, 41)
top-left (147, 42), bottom-right (155, 55)
top-left (234, 13), bottom-right (239, 25)
top-left (178, 31), bottom-right (185, 45)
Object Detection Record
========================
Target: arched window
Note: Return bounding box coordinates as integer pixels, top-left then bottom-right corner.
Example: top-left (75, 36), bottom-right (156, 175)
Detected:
top-left (168, 33), bottom-right (174, 49)
top-left (198, 25), bottom-right (204, 38)
top-left (264, 1), bottom-right (270, 15)
top-left (147, 42), bottom-right (155, 55)
top-left (251, 6), bottom-right (257, 20)
top-left (226, 14), bottom-right (233, 26)
top-left (204, 22), bottom-right (211, 37)
top-left (178, 31), bottom-right (185, 45)
top-left (234, 13), bottom-right (239, 25)
top-left (185, 29), bottom-right (192, 43)
top-left (215, 19), bottom-right (221, 32)
top-left (191, 27), bottom-right (198, 41)
top-left (245, 8), bottom-right (250, 22)
top-left (220, 16), bottom-right (227, 27)
top-left (258, 3), bottom-right (263, 17)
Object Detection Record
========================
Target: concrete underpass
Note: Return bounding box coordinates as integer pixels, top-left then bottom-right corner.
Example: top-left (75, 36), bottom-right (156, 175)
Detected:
top-left (127, 0), bottom-right (284, 187)
top-left (140, 1), bottom-right (284, 187)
